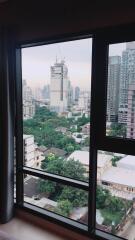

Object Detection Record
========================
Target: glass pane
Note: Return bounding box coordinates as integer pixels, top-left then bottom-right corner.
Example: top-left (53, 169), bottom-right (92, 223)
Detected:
top-left (96, 150), bottom-right (135, 239)
top-left (22, 38), bottom-right (92, 182)
top-left (24, 174), bottom-right (88, 225)
top-left (106, 41), bottom-right (135, 139)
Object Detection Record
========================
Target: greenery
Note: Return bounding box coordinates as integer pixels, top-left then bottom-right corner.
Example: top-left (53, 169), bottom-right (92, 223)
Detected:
top-left (83, 137), bottom-right (90, 147)
top-left (55, 200), bottom-right (73, 217)
top-left (23, 106), bottom-right (88, 152)
top-left (111, 156), bottom-right (122, 166)
top-left (96, 186), bottom-right (132, 227)
top-left (38, 153), bottom-right (88, 217)
top-left (108, 123), bottom-right (126, 138)
top-left (24, 107), bottom-right (90, 218)
top-left (41, 153), bottom-right (87, 181)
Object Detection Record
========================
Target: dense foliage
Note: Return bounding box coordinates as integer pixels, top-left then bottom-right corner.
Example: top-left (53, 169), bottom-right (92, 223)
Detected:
top-left (38, 153), bottom-right (88, 217)
top-left (96, 186), bottom-right (132, 226)
top-left (108, 123), bottom-right (126, 138)
top-left (23, 106), bottom-right (89, 152)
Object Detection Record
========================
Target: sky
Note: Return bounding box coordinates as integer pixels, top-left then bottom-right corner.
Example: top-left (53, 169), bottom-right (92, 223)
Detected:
top-left (22, 38), bottom-right (92, 91)
top-left (21, 39), bottom-right (127, 91)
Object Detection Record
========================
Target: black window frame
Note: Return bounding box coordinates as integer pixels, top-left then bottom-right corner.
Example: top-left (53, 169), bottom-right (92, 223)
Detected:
top-left (15, 24), bottom-right (135, 240)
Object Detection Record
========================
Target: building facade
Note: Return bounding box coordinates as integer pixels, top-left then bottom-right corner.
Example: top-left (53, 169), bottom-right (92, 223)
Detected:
top-left (50, 60), bottom-right (69, 113)
top-left (23, 80), bottom-right (35, 120)
top-left (127, 84), bottom-right (135, 138)
top-left (107, 56), bottom-right (121, 122)
top-left (78, 91), bottom-right (90, 114)
top-left (118, 42), bottom-right (135, 124)
top-left (23, 135), bottom-right (35, 168)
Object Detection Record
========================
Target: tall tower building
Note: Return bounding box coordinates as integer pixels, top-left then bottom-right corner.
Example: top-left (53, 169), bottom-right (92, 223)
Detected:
top-left (42, 84), bottom-right (50, 99)
top-left (75, 86), bottom-right (80, 101)
top-left (50, 60), bottom-right (69, 112)
top-left (127, 84), bottom-right (135, 138)
top-left (23, 80), bottom-right (35, 120)
top-left (107, 56), bottom-right (121, 122)
top-left (118, 42), bottom-right (135, 124)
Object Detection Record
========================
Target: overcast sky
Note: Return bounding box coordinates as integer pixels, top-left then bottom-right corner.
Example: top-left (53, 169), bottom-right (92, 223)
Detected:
top-left (22, 39), bottom-right (127, 91)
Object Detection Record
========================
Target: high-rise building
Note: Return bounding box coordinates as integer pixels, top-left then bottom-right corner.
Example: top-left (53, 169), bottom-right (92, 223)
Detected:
top-left (78, 91), bottom-right (90, 114)
top-left (118, 42), bottom-right (135, 124)
top-left (127, 84), bottom-right (135, 138)
top-left (42, 84), bottom-right (50, 99)
top-left (23, 80), bottom-right (35, 120)
top-left (67, 80), bottom-right (73, 108)
top-left (75, 86), bottom-right (80, 101)
top-left (50, 60), bottom-right (69, 112)
top-left (107, 56), bottom-right (121, 122)
top-left (33, 87), bottom-right (42, 101)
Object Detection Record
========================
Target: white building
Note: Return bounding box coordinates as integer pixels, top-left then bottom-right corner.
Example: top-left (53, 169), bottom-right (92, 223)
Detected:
top-left (101, 167), bottom-right (135, 200)
top-left (78, 91), bottom-right (90, 113)
top-left (67, 150), bottom-right (112, 178)
top-left (23, 135), bottom-right (35, 167)
top-left (97, 154), bottom-right (113, 182)
top-left (117, 155), bottom-right (135, 170)
top-left (50, 60), bottom-right (70, 113)
top-left (118, 42), bottom-right (135, 124)
top-left (23, 80), bottom-right (35, 120)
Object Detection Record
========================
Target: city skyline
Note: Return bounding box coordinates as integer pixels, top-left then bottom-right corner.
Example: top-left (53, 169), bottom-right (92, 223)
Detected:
top-left (22, 38), bottom-right (92, 90)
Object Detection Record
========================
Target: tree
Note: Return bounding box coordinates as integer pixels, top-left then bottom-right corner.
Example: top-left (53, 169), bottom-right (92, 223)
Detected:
top-left (38, 154), bottom-right (88, 208)
top-left (41, 154), bottom-right (87, 181)
top-left (96, 186), bottom-right (111, 209)
top-left (111, 156), bottom-right (121, 166)
top-left (65, 144), bottom-right (75, 154)
top-left (58, 187), bottom-right (88, 208)
top-left (108, 123), bottom-right (126, 137)
top-left (38, 179), bottom-right (56, 196)
top-left (83, 137), bottom-right (90, 147)
top-left (55, 200), bottom-right (73, 217)
top-left (96, 185), bottom-right (132, 227)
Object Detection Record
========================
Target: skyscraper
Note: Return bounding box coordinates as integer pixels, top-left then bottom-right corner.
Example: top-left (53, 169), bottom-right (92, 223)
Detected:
top-left (50, 60), bottom-right (69, 113)
top-left (107, 56), bottom-right (121, 122)
top-left (42, 84), bottom-right (50, 100)
top-left (127, 84), bottom-right (135, 138)
top-left (75, 86), bottom-right (80, 101)
top-left (23, 80), bottom-right (35, 119)
top-left (118, 42), bottom-right (135, 124)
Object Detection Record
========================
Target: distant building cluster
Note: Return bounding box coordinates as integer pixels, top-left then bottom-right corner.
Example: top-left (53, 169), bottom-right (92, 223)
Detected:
top-left (107, 41), bottom-right (135, 138)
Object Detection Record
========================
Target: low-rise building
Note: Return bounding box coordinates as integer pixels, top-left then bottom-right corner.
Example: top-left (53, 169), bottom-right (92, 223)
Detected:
top-left (117, 155), bottom-right (135, 171)
top-left (67, 150), bottom-right (89, 173)
top-left (67, 150), bottom-right (113, 178)
top-left (101, 166), bottom-right (135, 200)
top-left (97, 154), bottom-right (113, 182)
top-left (44, 147), bottom-right (66, 158)
top-left (23, 134), bottom-right (35, 168)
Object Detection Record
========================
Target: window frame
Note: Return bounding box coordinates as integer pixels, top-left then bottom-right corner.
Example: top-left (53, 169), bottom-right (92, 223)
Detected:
top-left (15, 33), bottom-right (93, 237)
top-left (15, 24), bottom-right (135, 240)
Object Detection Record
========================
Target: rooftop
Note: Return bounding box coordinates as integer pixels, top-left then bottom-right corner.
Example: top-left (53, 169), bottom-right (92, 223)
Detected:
top-left (44, 147), bottom-right (66, 157)
top-left (117, 155), bottom-right (135, 170)
top-left (97, 154), bottom-right (113, 168)
top-left (67, 151), bottom-right (112, 167)
top-left (67, 151), bottom-right (89, 165)
top-left (101, 166), bottom-right (135, 187)
top-left (23, 134), bottom-right (34, 139)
